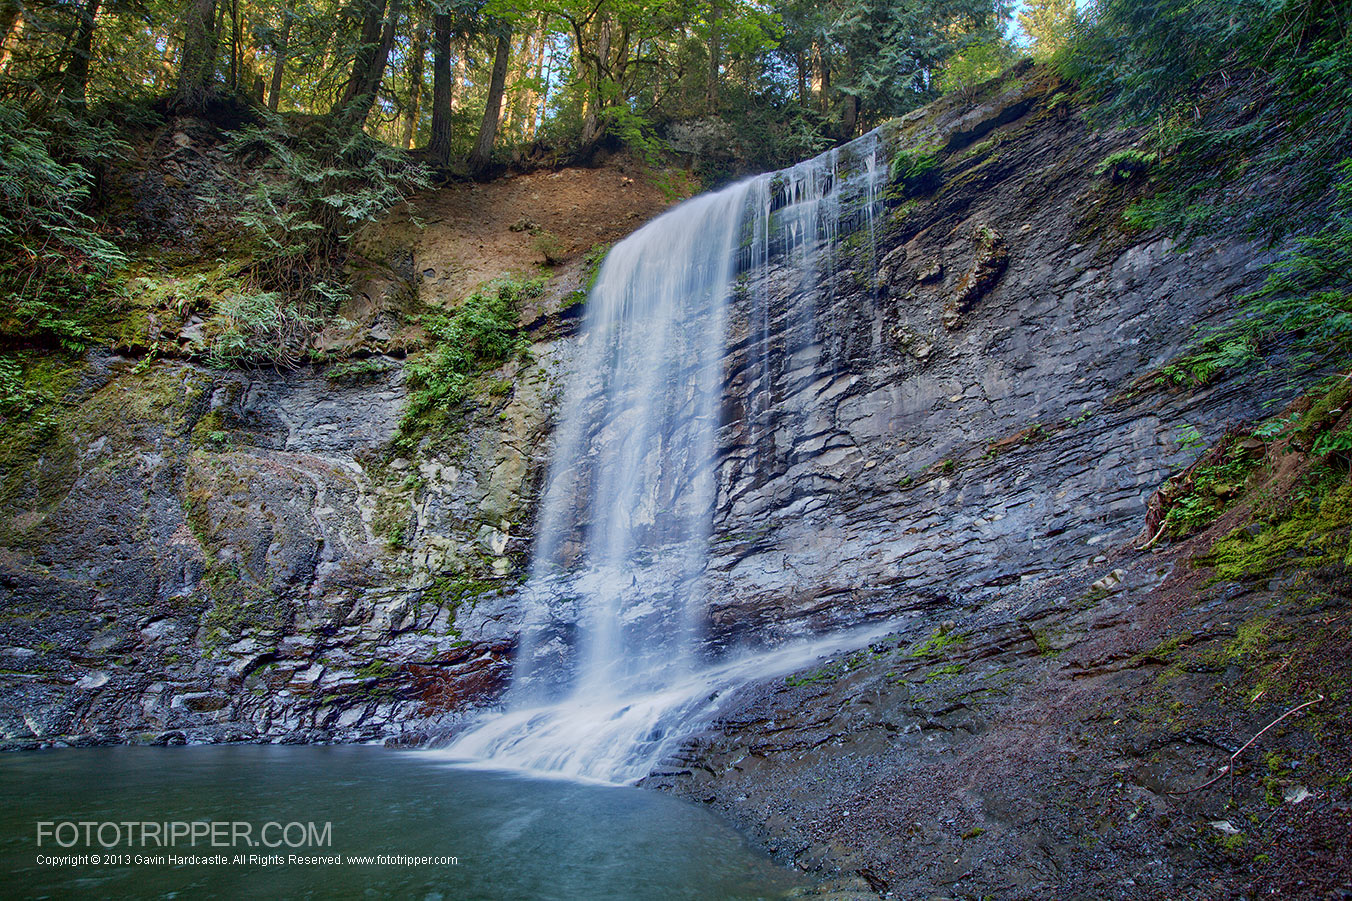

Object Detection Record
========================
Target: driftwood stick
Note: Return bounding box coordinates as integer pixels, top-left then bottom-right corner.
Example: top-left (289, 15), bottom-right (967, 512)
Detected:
top-left (1137, 520), bottom-right (1169, 552)
top-left (1169, 695), bottom-right (1325, 795)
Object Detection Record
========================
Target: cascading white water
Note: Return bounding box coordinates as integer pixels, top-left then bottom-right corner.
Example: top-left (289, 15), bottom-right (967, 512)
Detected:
top-left (444, 129), bottom-right (890, 783)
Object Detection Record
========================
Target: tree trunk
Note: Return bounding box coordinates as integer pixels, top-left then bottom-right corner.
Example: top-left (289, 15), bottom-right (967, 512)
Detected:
top-left (175, 0), bottom-right (218, 110)
top-left (840, 93), bottom-right (858, 139)
top-left (332, 0), bottom-right (403, 129)
top-left (227, 0), bottom-right (239, 91)
top-left (400, 12), bottom-right (425, 148)
top-left (506, 23), bottom-right (541, 141)
top-left (267, 15), bottom-right (288, 110)
top-left (524, 16), bottom-right (547, 139)
top-left (468, 28), bottom-right (510, 176)
top-left (0, 0), bottom-right (25, 77)
top-left (58, 0), bottom-right (101, 108)
top-left (576, 29), bottom-right (595, 145)
top-left (334, 0), bottom-right (387, 111)
top-left (706, 0), bottom-right (720, 111)
top-left (579, 16), bottom-right (610, 148)
top-left (427, 10), bottom-right (454, 164)
top-left (795, 51), bottom-right (807, 106)
top-left (0, 0), bottom-right (19, 48)
top-left (501, 32), bottom-right (522, 138)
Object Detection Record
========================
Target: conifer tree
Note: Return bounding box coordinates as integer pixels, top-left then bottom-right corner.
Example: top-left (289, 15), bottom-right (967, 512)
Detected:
top-left (1017, 0), bottom-right (1076, 59)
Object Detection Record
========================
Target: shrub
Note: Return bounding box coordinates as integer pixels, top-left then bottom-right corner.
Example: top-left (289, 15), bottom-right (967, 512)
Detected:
top-left (1060, 0), bottom-right (1352, 238)
top-left (1171, 159), bottom-right (1352, 380)
top-left (398, 277), bottom-right (540, 447)
top-left (224, 113), bottom-right (430, 269)
top-left (1094, 148), bottom-right (1158, 182)
top-left (206, 289), bottom-right (329, 369)
top-left (0, 103), bottom-right (128, 351)
top-left (199, 114), bottom-right (430, 367)
top-left (532, 231), bottom-right (567, 265)
top-left (1238, 159), bottom-right (1352, 368)
top-left (889, 148), bottom-right (943, 197)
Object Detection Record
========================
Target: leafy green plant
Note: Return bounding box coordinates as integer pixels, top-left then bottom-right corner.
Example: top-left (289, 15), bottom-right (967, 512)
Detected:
top-left (599, 102), bottom-right (669, 170)
top-left (1312, 428), bottom-right (1352, 459)
top-left (205, 289), bottom-right (329, 368)
top-left (1161, 442), bottom-right (1261, 537)
top-left (0, 354), bottom-right (61, 436)
top-left (889, 148), bottom-right (943, 197)
top-left (1159, 335), bottom-right (1259, 387)
top-left (1158, 159), bottom-right (1352, 385)
top-left (397, 277), bottom-right (538, 448)
top-left (187, 115), bottom-right (432, 368)
top-left (224, 114), bottom-right (430, 265)
top-left (1236, 159), bottom-right (1352, 366)
top-left (0, 104), bottom-right (127, 269)
top-left (0, 103), bottom-right (128, 352)
top-left (1094, 148), bottom-right (1158, 182)
top-left (532, 231), bottom-right (567, 265)
top-left (1061, 0), bottom-right (1352, 247)
top-left (1253, 413), bottom-right (1301, 441)
top-left (1177, 424), bottom-right (1206, 451)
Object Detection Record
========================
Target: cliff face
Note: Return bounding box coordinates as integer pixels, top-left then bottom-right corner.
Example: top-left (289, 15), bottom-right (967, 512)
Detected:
top-left (3, 65), bottom-right (1347, 896)
top-left (0, 349), bottom-right (555, 744)
top-left (5, 60), bottom-right (1349, 897)
top-left (701, 84), bottom-right (1277, 644)
top-left (641, 74), bottom-right (1351, 900)
top-left (0, 68), bottom-right (1277, 743)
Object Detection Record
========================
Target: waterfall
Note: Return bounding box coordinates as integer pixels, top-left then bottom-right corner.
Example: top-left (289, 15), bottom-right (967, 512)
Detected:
top-left (444, 129), bottom-right (890, 784)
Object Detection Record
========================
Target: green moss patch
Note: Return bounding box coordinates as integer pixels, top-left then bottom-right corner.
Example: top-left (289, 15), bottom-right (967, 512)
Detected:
top-left (1204, 479), bottom-right (1352, 582)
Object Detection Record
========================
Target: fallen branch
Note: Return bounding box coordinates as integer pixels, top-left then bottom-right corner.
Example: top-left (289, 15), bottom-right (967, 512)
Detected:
top-left (1137, 519), bottom-right (1168, 551)
top-left (1169, 694), bottom-right (1325, 795)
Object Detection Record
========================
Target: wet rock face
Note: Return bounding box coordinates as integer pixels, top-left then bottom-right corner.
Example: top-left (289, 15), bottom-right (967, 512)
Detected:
top-left (643, 72), bottom-right (1351, 898)
top-left (702, 78), bottom-right (1285, 650)
top-left (0, 68), bottom-right (1294, 754)
top-left (0, 344), bottom-right (563, 748)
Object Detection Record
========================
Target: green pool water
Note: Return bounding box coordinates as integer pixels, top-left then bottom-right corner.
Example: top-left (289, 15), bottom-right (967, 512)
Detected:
top-left (0, 745), bottom-right (807, 900)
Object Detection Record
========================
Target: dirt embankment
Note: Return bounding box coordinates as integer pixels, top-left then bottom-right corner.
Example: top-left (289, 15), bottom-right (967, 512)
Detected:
top-left (352, 162), bottom-right (681, 328)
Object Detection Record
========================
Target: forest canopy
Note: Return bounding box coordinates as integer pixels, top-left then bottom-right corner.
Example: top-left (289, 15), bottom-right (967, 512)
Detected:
top-left (0, 0), bottom-right (1015, 171)
top-left (0, 0), bottom-right (1348, 380)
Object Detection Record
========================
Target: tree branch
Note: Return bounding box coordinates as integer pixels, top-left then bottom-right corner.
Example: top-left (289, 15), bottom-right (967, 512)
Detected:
top-left (1169, 694), bottom-right (1325, 795)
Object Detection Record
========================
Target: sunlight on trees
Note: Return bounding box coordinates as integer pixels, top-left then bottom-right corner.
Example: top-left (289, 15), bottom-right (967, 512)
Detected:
top-left (0, 0), bottom-right (1014, 170)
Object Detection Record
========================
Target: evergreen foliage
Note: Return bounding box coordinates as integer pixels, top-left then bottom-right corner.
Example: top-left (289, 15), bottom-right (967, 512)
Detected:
top-left (1016, 0), bottom-right (1076, 60)
top-left (224, 113), bottom-right (430, 268)
top-left (1060, 0), bottom-right (1352, 380)
top-left (0, 102), bottom-right (126, 351)
top-left (1232, 161), bottom-right (1352, 372)
top-left (399, 276), bottom-right (537, 444)
top-left (0, 0), bottom-right (1014, 174)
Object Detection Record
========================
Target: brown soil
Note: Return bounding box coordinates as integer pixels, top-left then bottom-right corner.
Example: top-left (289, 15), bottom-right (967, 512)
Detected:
top-left (386, 162), bottom-right (680, 314)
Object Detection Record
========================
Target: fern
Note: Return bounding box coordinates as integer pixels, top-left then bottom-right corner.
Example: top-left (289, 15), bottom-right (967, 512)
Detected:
top-left (398, 277), bottom-right (540, 448)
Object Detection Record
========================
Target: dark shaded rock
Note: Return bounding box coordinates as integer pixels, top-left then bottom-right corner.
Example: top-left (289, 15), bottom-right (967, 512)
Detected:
top-left (945, 223), bottom-right (1008, 328)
